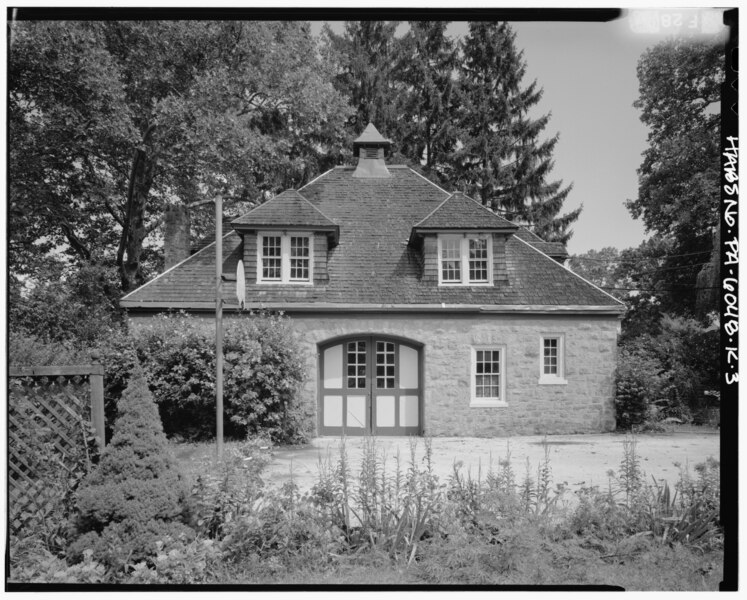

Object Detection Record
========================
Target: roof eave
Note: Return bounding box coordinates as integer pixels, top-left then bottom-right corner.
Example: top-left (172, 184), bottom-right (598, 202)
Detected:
top-left (231, 223), bottom-right (340, 244)
top-left (121, 300), bottom-right (625, 316)
top-left (409, 225), bottom-right (519, 245)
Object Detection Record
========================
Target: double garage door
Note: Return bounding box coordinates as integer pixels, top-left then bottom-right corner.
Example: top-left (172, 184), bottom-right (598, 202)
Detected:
top-left (319, 336), bottom-right (422, 436)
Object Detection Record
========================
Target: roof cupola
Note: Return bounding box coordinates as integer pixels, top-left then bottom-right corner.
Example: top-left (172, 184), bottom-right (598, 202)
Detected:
top-left (352, 123), bottom-right (392, 178)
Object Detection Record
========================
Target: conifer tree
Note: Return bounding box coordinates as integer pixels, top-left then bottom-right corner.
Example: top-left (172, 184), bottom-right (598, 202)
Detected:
top-left (322, 21), bottom-right (404, 140)
top-left (68, 364), bottom-right (193, 569)
top-left (449, 22), bottom-right (579, 243)
top-left (395, 21), bottom-right (460, 181)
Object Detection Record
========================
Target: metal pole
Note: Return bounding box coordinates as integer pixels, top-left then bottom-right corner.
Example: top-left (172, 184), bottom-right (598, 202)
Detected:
top-left (215, 195), bottom-right (224, 458)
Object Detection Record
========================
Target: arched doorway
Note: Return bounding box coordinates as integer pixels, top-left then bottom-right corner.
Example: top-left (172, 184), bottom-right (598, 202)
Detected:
top-left (318, 335), bottom-right (423, 436)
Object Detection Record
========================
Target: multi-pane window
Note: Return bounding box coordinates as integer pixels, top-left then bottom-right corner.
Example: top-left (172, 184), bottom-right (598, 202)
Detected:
top-left (441, 238), bottom-right (462, 282)
top-left (347, 341), bottom-right (367, 389)
top-left (261, 236), bottom-right (282, 280)
top-left (289, 236), bottom-right (310, 281)
top-left (438, 235), bottom-right (492, 285)
top-left (468, 238), bottom-right (489, 282)
top-left (376, 341), bottom-right (395, 388)
top-left (474, 349), bottom-right (502, 400)
top-left (258, 233), bottom-right (312, 283)
top-left (539, 335), bottom-right (566, 384)
top-left (543, 338), bottom-right (559, 375)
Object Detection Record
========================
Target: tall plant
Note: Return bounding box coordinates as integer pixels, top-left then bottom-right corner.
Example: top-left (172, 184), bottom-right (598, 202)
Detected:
top-left (68, 364), bottom-right (193, 571)
top-left (447, 22), bottom-right (579, 243)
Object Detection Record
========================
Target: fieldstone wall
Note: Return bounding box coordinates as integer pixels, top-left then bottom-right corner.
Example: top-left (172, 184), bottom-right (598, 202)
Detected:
top-left (129, 311), bottom-right (620, 437)
top-left (290, 312), bottom-right (619, 437)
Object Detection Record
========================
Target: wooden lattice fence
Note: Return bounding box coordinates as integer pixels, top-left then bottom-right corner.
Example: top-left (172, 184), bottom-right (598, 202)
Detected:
top-left (8, 362), bottom-right (105, 535)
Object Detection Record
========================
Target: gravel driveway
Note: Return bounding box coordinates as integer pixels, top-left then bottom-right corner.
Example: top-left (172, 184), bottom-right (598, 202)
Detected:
top-left (265, 430), bottom-right (720, 496)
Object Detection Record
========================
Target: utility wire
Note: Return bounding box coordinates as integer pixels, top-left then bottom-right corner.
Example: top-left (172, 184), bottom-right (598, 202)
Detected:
top-left (603, 262), bottom-right (712, 277)
top-left (601, 285), bottom-right (722, 292)
top-left (568, 250), bottom-right (712, 263)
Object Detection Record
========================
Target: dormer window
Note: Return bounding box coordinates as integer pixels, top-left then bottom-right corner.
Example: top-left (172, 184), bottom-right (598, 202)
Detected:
top-left (258, 232), bottom-right (312, 284)
top-left (437, 234), bottom-right (493, 286)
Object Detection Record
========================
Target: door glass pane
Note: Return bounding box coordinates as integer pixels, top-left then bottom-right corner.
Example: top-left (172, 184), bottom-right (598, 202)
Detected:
top-left (323, 345), bottom-right (343, 389)
top-left (376, 341), bottom-right (395, 388)
top-left (399, 345), bottom-right (419, 388)
top-left (347, 341), bottom-right (366, 388)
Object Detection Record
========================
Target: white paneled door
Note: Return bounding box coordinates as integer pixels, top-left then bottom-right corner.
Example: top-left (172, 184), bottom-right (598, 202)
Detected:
top-left (319, 337), bottom-right (422, 436)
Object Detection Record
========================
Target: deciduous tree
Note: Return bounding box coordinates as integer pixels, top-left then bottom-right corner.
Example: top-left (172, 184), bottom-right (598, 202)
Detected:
top-left (627, 38), bottom-right (723, 314)
top-left (10, 21), bottom-right (350, 292)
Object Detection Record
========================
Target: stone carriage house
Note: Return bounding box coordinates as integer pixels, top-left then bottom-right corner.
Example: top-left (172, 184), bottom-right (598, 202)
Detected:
top-left (122, 124), bottom-right (624, 437)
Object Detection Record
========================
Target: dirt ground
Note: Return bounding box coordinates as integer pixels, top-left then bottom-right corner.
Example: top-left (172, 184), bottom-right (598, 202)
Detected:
top-left (265, 429), bottom-right (720, 496)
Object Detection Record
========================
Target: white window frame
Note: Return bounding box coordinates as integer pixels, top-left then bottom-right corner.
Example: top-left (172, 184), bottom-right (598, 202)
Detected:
top-left (437, 234), bottom-right (493, 286)
top-left (470, 345), bottom-right (507, 407)
top-left (539, 334), bottom-right (567, 385)
top-left (257, 232), bottom-right (313, 285)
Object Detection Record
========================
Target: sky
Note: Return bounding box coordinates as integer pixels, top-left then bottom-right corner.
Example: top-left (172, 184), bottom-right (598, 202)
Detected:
top-left (312, 9), bottom-right (727, 255)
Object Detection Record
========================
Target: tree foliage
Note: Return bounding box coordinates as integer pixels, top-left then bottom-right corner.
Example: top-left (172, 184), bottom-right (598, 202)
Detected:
top-left (10, 20), bottom-right (351, 293)
top-left (567, 247), bottom-right (625, 299)
top-left (322, 20), bottom-right (403, 141)
top-left (321, 20), bottom-right (579, 243)
top-left (626, 38), bottom-right (723, 315)
top-left (68, 364), bottom-right (193, 571)
top-left (447, 22), bottom-right (579, 243)
top-left (104, 313), bottom-right (309, 443)
top-left (395, 21), bottom-right (460, 181)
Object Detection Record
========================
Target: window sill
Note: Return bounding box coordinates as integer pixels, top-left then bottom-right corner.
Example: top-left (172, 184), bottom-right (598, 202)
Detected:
top-left (539, 376), bottom-right (568, 386)
top-left (257, 281), bottom-right (313, 286)
top-left (470, 400), bottom-right (508, 408)
top-left (439, 282), bottom-right (493, 287)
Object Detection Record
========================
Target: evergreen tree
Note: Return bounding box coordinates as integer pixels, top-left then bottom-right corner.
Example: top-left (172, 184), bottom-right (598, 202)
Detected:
top-left (68, 364), bottom-right (193, 570)
top-left (449, 22), bottom-right (579, 243)
top-left (322, 21), bottom-right (404, 141)
top-left (395, 21), bottom-right (460, 181)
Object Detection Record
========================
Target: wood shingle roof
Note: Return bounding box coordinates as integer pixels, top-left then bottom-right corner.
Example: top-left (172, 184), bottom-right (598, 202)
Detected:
top-left (122, 165), bottom-right (623, 312)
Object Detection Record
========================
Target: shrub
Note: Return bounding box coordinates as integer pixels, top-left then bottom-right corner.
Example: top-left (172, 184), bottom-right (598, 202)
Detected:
top-left (614, 345), bottom-right (664, 430)
top-left (131, 314), bottom-right (218, 440)
top-left (67, 363), bottom-right (194, 572)
top-left (129, 312), bottom-right (308, 443)
top-left (616, 314), bottom-right (719, 427)
top-left (223, 315), bottom-right (308, 444)
top-left (125, 538), bottom-right (221, 584)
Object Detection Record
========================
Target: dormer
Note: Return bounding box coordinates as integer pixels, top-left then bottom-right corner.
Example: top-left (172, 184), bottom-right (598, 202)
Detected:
top-left (409, 192), bottom-right (518, 285)
top-left (231, 190), bottom-right (338, 286)
top-left (352, 123), bottom-right (392, 178)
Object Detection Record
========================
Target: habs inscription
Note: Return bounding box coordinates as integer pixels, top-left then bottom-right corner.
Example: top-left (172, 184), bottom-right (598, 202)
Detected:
top-left (722, 136), bottom-right (738, 385)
